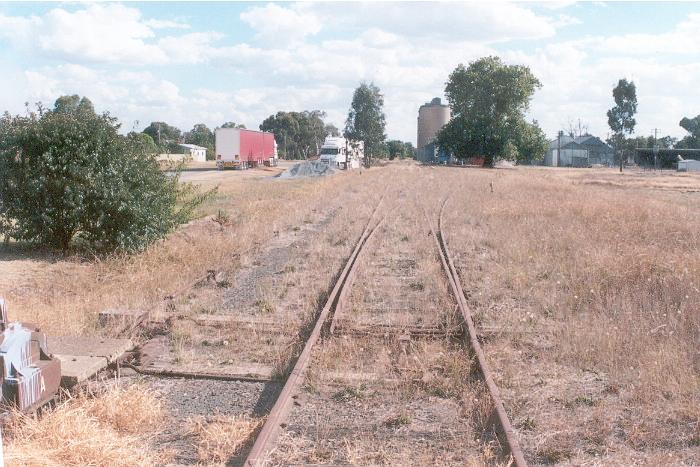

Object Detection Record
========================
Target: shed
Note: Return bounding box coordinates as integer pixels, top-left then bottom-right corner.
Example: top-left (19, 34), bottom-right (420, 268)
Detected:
top-left (545, 140), bottom-right (589, 167)
top-left (178, 144), bottom-right (207, 162)
top-left (677, 159), bottom-right (700, 172)
top-left (545, 134), bottom-right (613, 167)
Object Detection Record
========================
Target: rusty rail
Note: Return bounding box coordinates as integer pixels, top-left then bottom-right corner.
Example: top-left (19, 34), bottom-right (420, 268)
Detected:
top-left (244, 198), bottom-right (385, 466)
top-left (424, 198), bottom-right (528, 467)
top-left (329, 216), bottom-right (385, 334)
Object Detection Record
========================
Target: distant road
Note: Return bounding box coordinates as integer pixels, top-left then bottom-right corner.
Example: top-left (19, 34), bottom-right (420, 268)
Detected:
top-left (168, 161), bottom-right (293, 185)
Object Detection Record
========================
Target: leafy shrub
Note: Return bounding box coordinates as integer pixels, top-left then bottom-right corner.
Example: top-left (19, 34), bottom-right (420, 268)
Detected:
top-left (0, 96), bottom-right (210, 253)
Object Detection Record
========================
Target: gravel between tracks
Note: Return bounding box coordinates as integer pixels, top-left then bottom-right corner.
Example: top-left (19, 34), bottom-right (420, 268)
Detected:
top-left (142, 376), bottom-right (282, 465)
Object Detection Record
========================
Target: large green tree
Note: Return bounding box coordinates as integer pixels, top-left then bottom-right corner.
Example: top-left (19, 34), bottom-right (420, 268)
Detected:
top-left (385, 140), bottom-right (415, 160)
top-left (607, 78), bottom-right (637, 172)
top-left (143, 121), bottom-right (182, 153)
top-left (185, 123), bottom-right (215, 159)
top-left (324, 123), bottom-right (340, 137)
top-left (436, 56), bottom-right (546, 166)
top-left (0, 96), bottom-right (207, 252)
top-left (344, 82), bottom-right (386, 167)
top-left (677, 115), bottom-right (700, 148)
top-left (260, 110), bottom-right (335, 159)
top-left (220, 121), bottom-right (246, 129)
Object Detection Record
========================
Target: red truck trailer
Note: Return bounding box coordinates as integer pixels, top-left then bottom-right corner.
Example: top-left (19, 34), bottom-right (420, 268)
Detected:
top-left (215, 128), bottom-right (278, 170)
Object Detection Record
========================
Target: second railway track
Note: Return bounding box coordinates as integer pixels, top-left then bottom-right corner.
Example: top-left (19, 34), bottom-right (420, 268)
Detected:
top-left (242, 189), bottom-right (526, 466)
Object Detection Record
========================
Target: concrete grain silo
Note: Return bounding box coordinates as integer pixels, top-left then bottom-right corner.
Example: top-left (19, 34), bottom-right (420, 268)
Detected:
top-left (417, 97), bottom-right (451, 162)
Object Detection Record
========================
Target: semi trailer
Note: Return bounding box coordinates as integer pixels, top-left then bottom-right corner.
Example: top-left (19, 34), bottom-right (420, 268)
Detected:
top-left (215, 128), bottom-right (278, 170)
top-left (318, 137), bottom-right (363, 169)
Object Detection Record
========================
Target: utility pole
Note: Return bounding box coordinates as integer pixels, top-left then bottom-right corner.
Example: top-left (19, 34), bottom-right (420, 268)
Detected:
top-left (557, 130), bottom-right (563, 167)
top-left (652, 128), bottom-right (659, 170)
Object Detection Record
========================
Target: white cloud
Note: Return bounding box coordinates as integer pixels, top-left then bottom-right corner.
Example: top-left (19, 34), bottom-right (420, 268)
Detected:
top-left (302, 2), bottom-right (563, 42)
top-left (0, 4), bottom-right (207, 65)
top-left (540, 0), bottom-right (579, 10)
top-left (35, 4), bottom-right (166, 64)
top-left (2, 3), bottom-right (700, 145)
top-left (508, 43), bottom-right (700, 140)
top-left (592, 13), bottom-right (700, 55)
top-left (144, 19), bottom-right (190, 30)
top-left (157, 32), bottom-right (225, 64)
top-left (240, 3), bottom-right (321, 44)
top-left (0, 13), bottom-right (41, 48)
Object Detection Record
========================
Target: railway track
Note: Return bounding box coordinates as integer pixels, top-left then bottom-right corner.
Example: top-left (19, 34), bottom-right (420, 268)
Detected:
top-left (429, 198), bottom-right (527, 467)
top-left (244, 195), bottom-right (386, 465)
top-left (241, 193), bottom-right (527, 466)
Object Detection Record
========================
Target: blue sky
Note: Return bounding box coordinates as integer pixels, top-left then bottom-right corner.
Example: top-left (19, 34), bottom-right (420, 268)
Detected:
top-left (1, 2), bottom-right (700, 144)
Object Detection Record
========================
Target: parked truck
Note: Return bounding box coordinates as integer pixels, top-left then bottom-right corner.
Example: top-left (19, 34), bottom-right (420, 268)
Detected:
top-left (318, 136), bottom-right (363, 169)
top-left (215, 128), bottom-right (278, 170)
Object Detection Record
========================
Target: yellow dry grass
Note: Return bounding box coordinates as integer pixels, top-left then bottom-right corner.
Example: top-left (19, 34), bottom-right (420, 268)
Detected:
top-left (4, 384), bottom-right (164, 467)
top-left (2, 162), bottom-right (699, 464)
top-left (0, 167), bottom-right (381, 336)
top-left (428, 165), bottom-right (700, 463)
top-left (186, 414), bottom-right (263, 465)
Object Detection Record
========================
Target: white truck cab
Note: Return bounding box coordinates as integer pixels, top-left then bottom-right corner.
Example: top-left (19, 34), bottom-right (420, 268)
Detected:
top-left (319, 137), bottom-right (362, 169)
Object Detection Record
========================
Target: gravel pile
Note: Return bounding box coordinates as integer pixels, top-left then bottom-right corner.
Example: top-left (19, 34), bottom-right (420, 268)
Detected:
top-left (278, 160), bottom-right (335, 179)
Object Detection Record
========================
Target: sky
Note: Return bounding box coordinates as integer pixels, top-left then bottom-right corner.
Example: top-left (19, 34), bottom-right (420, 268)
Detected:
top-left (1, 1), bottom-right (700, 145)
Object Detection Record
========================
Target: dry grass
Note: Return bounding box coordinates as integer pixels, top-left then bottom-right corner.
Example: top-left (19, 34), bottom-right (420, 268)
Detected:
top-left (4, 162), bottom-right (699, 464)
top-left (431, 165), bottom-right (700, 463)
top-left (186, 414), bottom-right (263, 465)
top-left (0, 167), bottom-right (382, 337)
top-left (4, 384), bottom-right (164, 466)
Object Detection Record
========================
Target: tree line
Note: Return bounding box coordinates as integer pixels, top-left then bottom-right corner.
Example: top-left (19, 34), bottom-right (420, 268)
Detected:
top-left (598, 78), bottom-right (700, 169)
top-left (134, 83), bottom-right (402, 166)
top-left (433, 56), bottom-right (700, 167)
top-left (139, 120), bottom-right (245, 160)
top-left (0, 83), bottom-right (397, 253)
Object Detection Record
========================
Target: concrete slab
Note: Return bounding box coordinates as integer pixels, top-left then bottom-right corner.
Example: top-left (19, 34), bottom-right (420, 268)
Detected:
top-left (48, 336), bottom-right (133, 363)
top-left (54, 354), bottom-right (108, 387)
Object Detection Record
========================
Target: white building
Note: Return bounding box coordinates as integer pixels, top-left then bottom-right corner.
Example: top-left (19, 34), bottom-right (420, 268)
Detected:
top-left (677, 159), bottom-right (700, 172)
top-left (178, 144), bottom-right (207, 162)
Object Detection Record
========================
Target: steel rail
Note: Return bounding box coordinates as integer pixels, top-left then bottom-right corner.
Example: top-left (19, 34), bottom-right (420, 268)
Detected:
top-left (424, 199), bottom-right (528, 467)
top-left (244, 198), bottom-right (385, 466)
top-left (329, 216), bottom-right (385, 334)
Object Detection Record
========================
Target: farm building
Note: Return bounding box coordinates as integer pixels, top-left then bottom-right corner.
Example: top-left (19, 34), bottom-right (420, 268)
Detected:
top-left (178, 144), bottom-right (207, 162)
top-left (545, 140), bottom-right (589, 167)
top-left (545, 134), bottom-right (614, 167)
top-left (635, 148), bottom-right (700, 169)
top-left (677, 159), bottom-right (700, 171)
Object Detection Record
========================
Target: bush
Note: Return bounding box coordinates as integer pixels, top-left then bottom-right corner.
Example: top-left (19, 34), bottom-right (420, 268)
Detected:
top-left (0, 97), bottom-right (210, 253)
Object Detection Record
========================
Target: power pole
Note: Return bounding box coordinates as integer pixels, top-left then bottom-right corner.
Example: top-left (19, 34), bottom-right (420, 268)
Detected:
top-left (652, 128), bottom-right (659, 170)
top-left (557, 130), bottom-right (563, 167)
